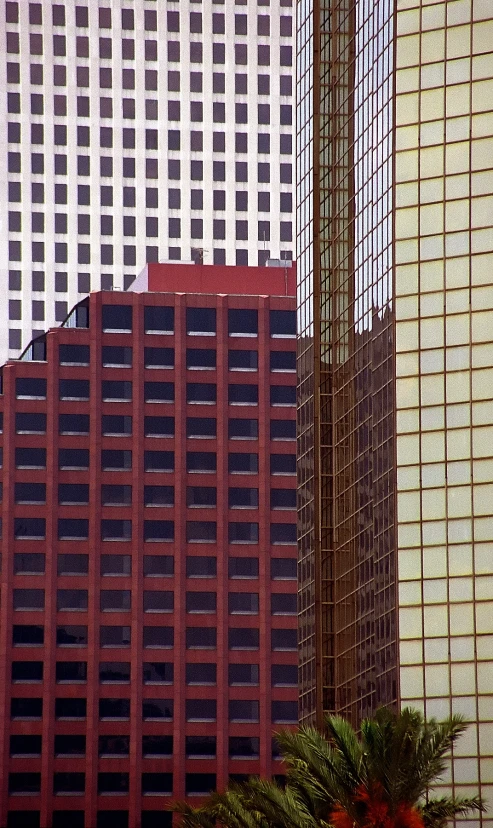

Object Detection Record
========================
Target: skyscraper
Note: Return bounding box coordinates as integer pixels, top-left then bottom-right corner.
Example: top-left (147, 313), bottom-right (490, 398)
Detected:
top-left (297, 0), bottom-right (493, 820)
top-left (0, 262), bottom-right (298, 828)
top-left (0, 0), bottom-right (294, 360)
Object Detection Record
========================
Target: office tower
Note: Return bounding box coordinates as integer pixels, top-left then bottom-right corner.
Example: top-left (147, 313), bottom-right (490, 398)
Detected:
top-left (0, 262), bottom-right (298, 828)
top-left (297, 0), bottom-right (493, 819)
top-left (0, 0), bottom-right (295, 361)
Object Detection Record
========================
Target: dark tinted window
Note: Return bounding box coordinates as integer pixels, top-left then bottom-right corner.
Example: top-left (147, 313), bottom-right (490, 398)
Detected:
top-left (13, 625), bottom-right (44, 646)
top-left (102, 304), bottom-right (132, 331)
top-left (59, 413), bottom-right (89, 434)
top-left (11, 661), bottom-right (43, 683)
top-left (99, 662), bottom-right (131, 683)
top-left (186, 663), bottom-right (216, 685)
top-left (229, 700), bottom-right (259, 722)
top-left (16, 377), bottom-right (47, 398)
top-left (186, 307), bottom-right (216, 335)
top-left (55, 661), bottom-right (87, 683)
top-left (270, 453), bottom-right (296, 474)
top-left (100, 627), bottom-right (131, 648)
top-left (13, 589), bottom-right (45, 610)
top-left (229, 628), bottom-right (259, 650)
top-left (59, 344), bottom-right (90, 365)
top-left (56, 625), bottom-right (87, 647)
top-left (142, 735), bottom-right (173, 757)
top-left (143, 591), bottom-right (174, 613)
top-left (144, 486), bottom-right (174, 507)
top-left (144, 347), bottom-right (174, 368)
top-left (142, 699), bottom-right (173, 720)
top-left (101, 449), bottom-right (131, 470)
top-left (229, 736), bottom-right (260, 758)
top-left (99, 698), bottom-right (130, 719)
top-left (15, 448), bottom-right (46, 468)
top-left (271, 628), bottom-right (297, 650)
top-left (271, 523), bottom-right (297, 544)
top-left (186, 736), bottom-right (216, 758)
top-left (271, 488), bottom-right (296, 509)
top-left (228, 418), bottom-right (258, 439)
top-left (187, 383), bottom-right (216, 403)
top-left (15, 412), bottom-right (46, 433)
top-left (57, 554), bottom-right (88, 575)
top-left (228, 557), bottom-right (259, 579)
top-left (13, 553), bottom-right (45, 574)
top-left (186, 417), bottom-right (216, 438)
top-left (14, 479), bottom-right (45, 505)
top-left (228, 487), bottom-right (258, 508)
top-left (99, 735), bottom-right (130, 756)
top-left (271, 385), bottom-right (296, 405)
top-left (102, 345), bottom-right (132, 366)
top-left (144, 305), bottom-right (174, 333)
top-left (270, 310), bottom-right (296, 337)
top-left (186, 556), bottom-right (217, 578)
top-left (59, 448), bottom-right (89, 469)
top-left (58, 518), bottom-right (89, 540)
top-left (144, 382), bottom-right (174, 403)
top-left (271, 664), bottom-right (298, 686)
top-left (186, 521), bottom-right (217, 543)
top-left (228, 452), bottom-right (258, 473)
top-left (186, 627), bottom-right (217, 649)
top-left (229, 664), bottom-right (259, 685)
top-left (55, 697), bottom-right (87, 719)
top-left (10, 734), bottom-right (42, 755)
top-left (57, 589), bottom-right (88, 610)
top-left (186, 348), bottom-right (216, 369)
top-left (228, 309), bottom-right (258, 336)
top-left (228, 350), bottom-right (258, 370)
top-left (229, 522), bottom-right (259, 543)
top-left (101, 485), bottom-right (132, 506)
top-left (14, 518), bottom-right (46, 538)
top-left (229, 384), bottom-right (258, 404)
top-left (143, 662), bottom-right (174, 684)
top-left (143, 556), bottom-right (174, 577)
top-left (272, 700), bottom-right (298, 723)
top-left (270, 351), bottom-right (296, 371)
top-left (144, 416), bottom-right (175, 437)
top-left (229, 592), bottom-right (259, 614)
top-left (185, 773), bottom-right (216, 795)
top-left (186, 699), bottom-right (216, 721)
top-left (58, 483), bottom-right (89, 504)
top-left (187, 451), bottom-right (216, 473)
top-left (143, 627), bottom-right (174, 648)
top-left (101, 555), bottom-right (131, 576)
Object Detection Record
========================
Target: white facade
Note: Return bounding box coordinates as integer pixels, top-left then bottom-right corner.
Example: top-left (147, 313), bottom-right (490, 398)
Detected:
top-left (0, 0), bottom-right (294, 359)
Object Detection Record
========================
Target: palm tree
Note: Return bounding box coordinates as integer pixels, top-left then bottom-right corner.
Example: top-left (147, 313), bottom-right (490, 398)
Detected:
top-left (173, 707), bottom-right (485, 828)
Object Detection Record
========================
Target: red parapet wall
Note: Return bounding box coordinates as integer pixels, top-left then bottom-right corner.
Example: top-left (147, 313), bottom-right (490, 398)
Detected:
top-left (141, 262), bottom-right (296, 298)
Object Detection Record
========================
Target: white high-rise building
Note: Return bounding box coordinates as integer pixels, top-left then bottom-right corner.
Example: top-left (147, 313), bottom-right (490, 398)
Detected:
top-left (0, 0), bottom-right (294, 360)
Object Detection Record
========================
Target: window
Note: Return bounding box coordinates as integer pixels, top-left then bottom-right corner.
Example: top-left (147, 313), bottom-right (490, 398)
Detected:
top-left (101, 590), bottom-right (131, 612)
top-left (100, 555), bottom-right (131, 577)
top-left (144, 486), bottom-right (174, 507)
top-left (186, 736), bottom-right (216, 759)
top-left (144, 382), bottom-right (174, 403)
top-left (56, 625), bottom-right (87, 647)
top-left (143, 556), bottom-right (174, 577)
top-left (228, 488), bottom-right (259, 508)
top-left (271, 523), bottom-right (297, 544)
top-left (14, 517), bottom-right (46, 538)
top-left (142, 735), bottom-right (173, 758)
top-left (186, 592), bottom-right (216, 613)
top-left (270, 420), bottom-right (296, 440)
top-left (102, 450), bottom-right (131, 471)
top-left (144, 591), bottom-right (174, 613)
top-left (229, 522), bottom-right (259, 543)
top-left (270, 310), bottom-right (296, 338)
top-left (11, 661), bottom-right (43, 683)
top-left (59, 414), bottom-right (89, 435)
top-left (57, 554), bottom-right (88, 576)
top-left (9, 772), bottom-right (41, 795)
top-left (142, 699), bottom-right (173, 720)
top-left (143, 662), bottom-right (174, 685)
top-left (144, 347), bottom-right (174, 368)
top-left (272, 664), bottom-right (298, 686)
top-left (272, 701), bottom-right (298, 723)
top-left (58, 519), bottom-right (88, 540)
top-left (229, 700), bottom-right (259, 722)
top-left (186, 699), bottom-right (216, 722)
top-left (16, 377), bottom-right (46, 399)
top-left (186, 627), bottom-right (216, 649)
top-left (15, 483), bottom-right (46, 504)
top-left (271, 385), bottom-right (296, 406)
top-left (228, 350), bottom-right (258, 371)
top-left (99, 698), bottom-right (130, 720)
top-left (100, 627), bottom-right (131, 648)
top-left (186, 349), bottom-right (216, 370)
top-left (57, 589), bottom-right (88, 611)
top-left (98, 773), bottom-right (129, 795)
top-left (10, 734), bottom-right (42, 757)
top-left (272, 628), bottom-right (297, 650)
top-left (102, 346), bottom-right (132, 367)
top-left (229, 593), bottom-right (259, 614)
top-left (143, 627), bottom-right (174, 649)
top-left (270, 351), bottom-right (296, 372)
top-left (229, 453), bottom-right (258, 474)
top-left (187, 452), bottom-right (216, 473)
top-left (144, 521), bottom-right (174, 542)
top-left (229, 384), bottom-right (258, 405)
top-left (229, 628), bottom-right (259, 650)
top-left (11, 697), bottom-right (43, 720)
top-left (186, 308), bottom-right (216, 336)
top-left (144, 451), bottom-right (174, 473)
top-left (99, 662), bottom-right (131, 684)
top-left (102, 415), bottom-right (132, 437)
top-left (228, 419), bottom-right (258, 440)
top-left (229, 664), bottom-right (259, 686)
top-left (228, 558), bottom-right (259, 579)
top-left (142, 773), bottom-right (173, 796)
top-left (271, 594), bottom-right (297, 615)
top-left (56, 661), bottom-right (87, 683)
top-left (59, 448), bottom-right (89, 469)
top-left (13, 625), bottom-right (44, 646)
top-left (144, 305), bottom-right (174, 334)
top-left (98, 736), bottom-right (130, 759)
top-left (186, 663), bottom-right (216, 685)
top-left (59, 344), bottom-right (90, 366)
top-left (187, 383), bottom-right (216, 404)
top-left (271, 453), bottom-right (296, 475)
top-left (102, 380), bottom-right (132, 402)
top-left (13, 589), bottom-right (45, 611)
top-left (102, 304), bottom-right (132, 332)
top-left (186, 418), bottom-right (216, 439)
top-left (55, 697), bottom-right (86, 719)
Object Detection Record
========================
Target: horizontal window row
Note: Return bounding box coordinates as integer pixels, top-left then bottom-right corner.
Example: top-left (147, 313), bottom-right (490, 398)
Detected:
top-left (14, 413), bottom-right (296, 440)
top-left (15, 449), bottom-right (295, 473)
top-left (52, 380), bottom-right (296, 405)
top-left (14, 482), bottom-right (296, 510)
top-left (12, 518), bottom-right (296, 544)
top-left (13, 589), bottom-right (297, 616)
top-left (14, 554), bottom-right (296, 580)
top-left (17, 380), bottom-right (295, 405)
top-left (13, 625), bottom-right (297, 651)
top-left (9, 734), bottom-right (290, 761)
top-left (58, 344), bottom-right (296, 371)
top-left (10, 698), bottom-right (297, 725)
top-left (11, 660), bottom-right (297, 687)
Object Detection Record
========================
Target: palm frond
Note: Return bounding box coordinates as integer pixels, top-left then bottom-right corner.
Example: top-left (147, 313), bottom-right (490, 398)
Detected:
top-left (420, 795), bottom-right (486, 828)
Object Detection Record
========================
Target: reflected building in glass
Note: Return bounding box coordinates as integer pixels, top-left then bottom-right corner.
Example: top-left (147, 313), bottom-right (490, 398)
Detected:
top-left (297, 0), bottom-right (493, 819)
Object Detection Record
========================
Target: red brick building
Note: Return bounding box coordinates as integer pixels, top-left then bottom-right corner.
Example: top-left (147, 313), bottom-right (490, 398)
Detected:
top-left (0, 263), bottom-right (298, 828)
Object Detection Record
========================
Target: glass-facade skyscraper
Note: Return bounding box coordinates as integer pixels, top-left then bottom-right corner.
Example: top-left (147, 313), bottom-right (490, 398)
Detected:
top-left (297, 0), bottom-right (493, 820)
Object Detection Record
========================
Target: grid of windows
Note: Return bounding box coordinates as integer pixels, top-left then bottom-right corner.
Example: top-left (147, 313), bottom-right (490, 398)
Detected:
top-left (1, 0), bottom-right (294, 358)
top-left (0, 288), bottom-right (297, 815)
